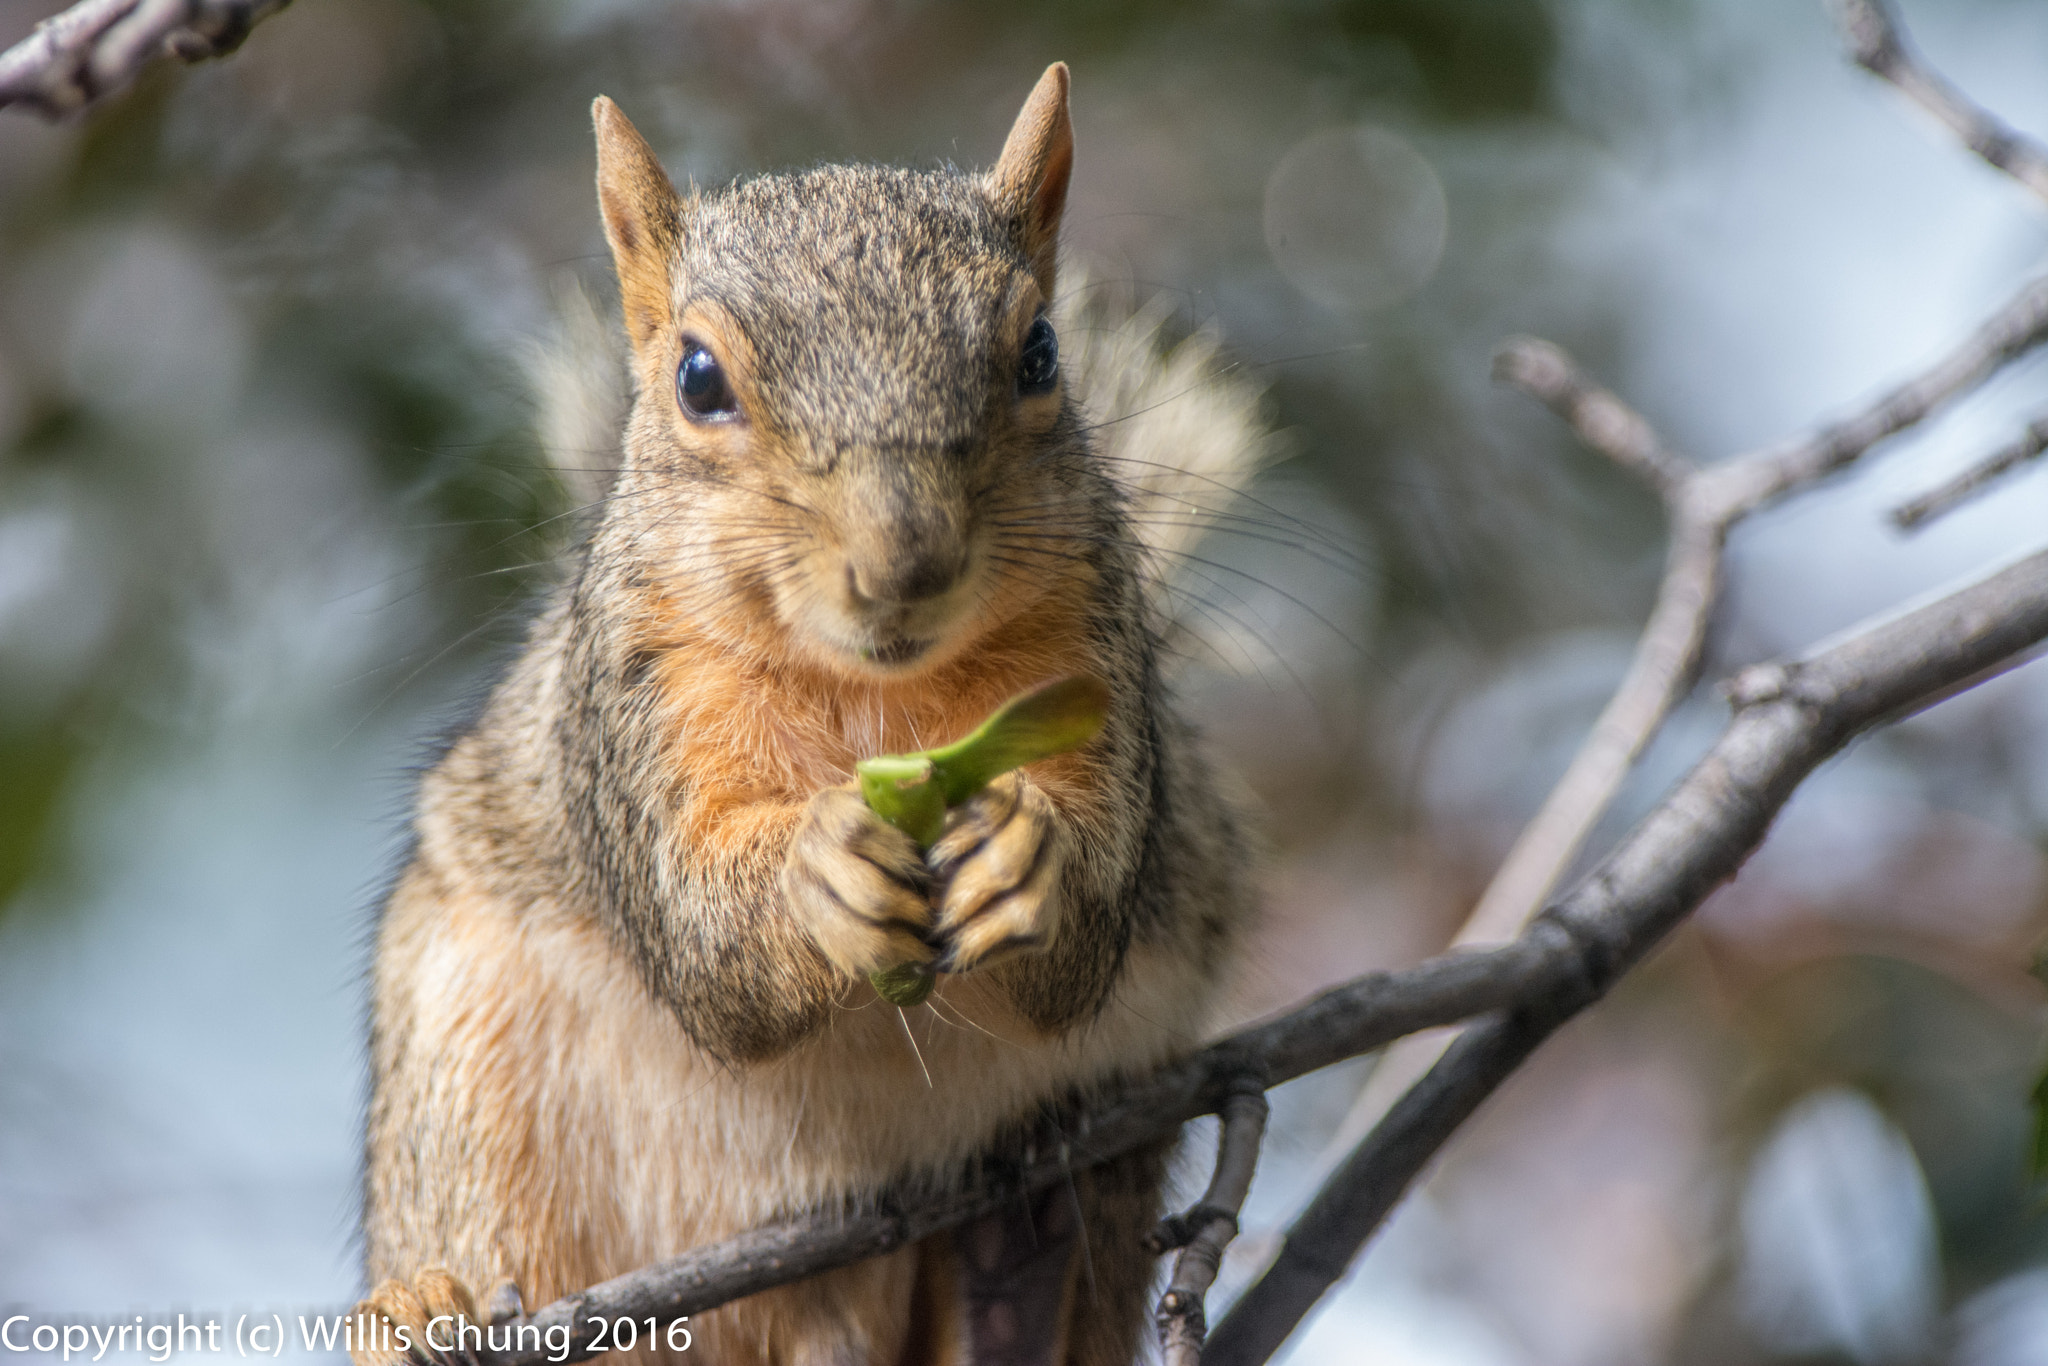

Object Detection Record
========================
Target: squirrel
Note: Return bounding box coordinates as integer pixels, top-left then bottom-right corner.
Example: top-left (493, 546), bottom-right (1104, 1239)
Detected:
top-left (354, 64), bottom-right (1265, 1366)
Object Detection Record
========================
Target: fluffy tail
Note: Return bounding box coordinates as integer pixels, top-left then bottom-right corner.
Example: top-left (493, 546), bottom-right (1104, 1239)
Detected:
top-left (522, 272), bottom-right (631, 519)
top-left (1057, 274), bottom-right (1280, 649)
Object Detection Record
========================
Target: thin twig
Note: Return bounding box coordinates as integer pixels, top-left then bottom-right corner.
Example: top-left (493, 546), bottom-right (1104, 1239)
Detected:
top-left (1468, 343), bottom-right (1711, 946)
top-left (1705, 274), bottom-right (2048, 519)
top-left (0, 0), bottom-right (289, 117)
top-left (1827, 0), bottom-right (2048, 208)
top-left (1156, 1080), bottom-right (1269, 1366)
top-left (1461, 268), bottom-right (2048, 948)
top-left (1493, 337), bottom-right (1691, 496)
top-left (1893, 414), bottom-right (2048, 529)
top-left (1204, 546), bottom-right (2048, 1365)
top-left (1205, 1013), bottom-right (1553, 1366)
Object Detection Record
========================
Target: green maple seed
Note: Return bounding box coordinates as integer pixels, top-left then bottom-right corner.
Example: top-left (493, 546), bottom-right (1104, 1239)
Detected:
top-left (856, 675), bottom-right (1112, 1007)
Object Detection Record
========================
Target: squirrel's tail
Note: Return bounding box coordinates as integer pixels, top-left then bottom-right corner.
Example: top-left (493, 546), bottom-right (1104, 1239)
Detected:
top-left (1058, 273), bottom-right (1280, 654)
top-left (523, 272), bottom-right (632, 521)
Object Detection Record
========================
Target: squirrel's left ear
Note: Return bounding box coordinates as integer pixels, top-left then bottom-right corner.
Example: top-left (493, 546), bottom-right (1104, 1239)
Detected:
top-left (594, 96), bottom-right (685, 355)
top-left (988, 63), bottom-right (1073, 299)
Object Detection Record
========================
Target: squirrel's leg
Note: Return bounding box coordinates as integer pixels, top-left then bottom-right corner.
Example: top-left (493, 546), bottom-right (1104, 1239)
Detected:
top-left (359, 863), bottom-right (636, 1360)
top-left (350, 1271), bottom-right (527, 1366)
top-left (627, 788), bottom-right (920, 1064)
top-left (904, 1140), bottom-right (1169, 1366)
top-left (1060, 1141), bottom-right (1172, 1366)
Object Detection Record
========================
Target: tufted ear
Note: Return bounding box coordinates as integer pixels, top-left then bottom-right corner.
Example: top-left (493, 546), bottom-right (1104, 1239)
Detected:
top-left (593, 96), bottom-right (684, 355)
top-left (987, 63), bottom-right (1073, 300)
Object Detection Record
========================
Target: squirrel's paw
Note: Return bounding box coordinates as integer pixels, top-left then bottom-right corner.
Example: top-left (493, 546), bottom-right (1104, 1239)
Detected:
top-left (927, 773), bottom-right (1068, 972)
top-left (784, 783), bottom-right (935, 976)
top-left (350, 1269), bottom-right (520, 1366)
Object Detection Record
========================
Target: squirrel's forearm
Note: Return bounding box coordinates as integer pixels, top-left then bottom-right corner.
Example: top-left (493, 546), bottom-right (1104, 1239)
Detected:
top-left (632, 797), bottom-right (843, 1064)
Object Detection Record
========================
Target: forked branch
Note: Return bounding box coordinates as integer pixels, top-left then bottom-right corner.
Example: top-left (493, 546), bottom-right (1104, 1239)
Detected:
top-left (0, 0), bottom-right (289, 117)
top-left (1155, 1081), bottom-right (1269, 1366)
top-left (1829, 0), bottom-right (2048, 208)
top-left (1221, 5), bottom-right (2048, 1354)
top-left (1467, 0), bottom-right (2048, 950)
top-left (1203, 546), bottom-right (2048, 1363)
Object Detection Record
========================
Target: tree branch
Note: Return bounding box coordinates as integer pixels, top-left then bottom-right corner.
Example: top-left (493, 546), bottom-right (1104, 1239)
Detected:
top-left (1452, 3), bottom-right (2048, 961)
top-left (478, 938), bottom-right (1573, 1366)
top-left (1203, 545), bottom-right (2048, 1364)
top-left (1468, 342), bottom-right (1712, 947)
top-left (0, 0), bottom-right (289, 117)
top-left (1827, 0), bottom-right (2048, 208)
top-left (1893, 413), bottom-right (2048, 529)
top-left (1493, 337), bottom-right (1691, 496)
top-left (1155, 1081), bottom-right (1269, 1366)
top-left (1704, 274), bottom-right (2048, 520)
top-left (1281, 6), bottom-right (2048, 1342)
top-left (1473, 269), bottom-right (2048, 949)
top-left (479, 545), bottom-right (2048, 1366)
top-left (1204, 1013), bottom-right (1552, 1366)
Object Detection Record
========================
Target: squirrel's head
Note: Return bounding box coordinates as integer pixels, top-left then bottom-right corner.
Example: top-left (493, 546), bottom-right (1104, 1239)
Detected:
top-left (592, 66), bottom-right (1099, 680)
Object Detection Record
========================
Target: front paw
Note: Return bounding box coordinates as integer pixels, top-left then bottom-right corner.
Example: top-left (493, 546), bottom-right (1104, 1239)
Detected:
top-left (783, 783), bottom-right (935, 976)
top-left (352, 1270), bottom-right (522, 1366)
top-left (926, 773), bottom-right (1068, 972)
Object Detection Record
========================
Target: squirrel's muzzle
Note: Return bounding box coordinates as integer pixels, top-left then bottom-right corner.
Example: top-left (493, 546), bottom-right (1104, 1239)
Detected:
top-left (834, 464), bottom-right (973, 613)
top-left (846, 544), bottom-right (966, 608)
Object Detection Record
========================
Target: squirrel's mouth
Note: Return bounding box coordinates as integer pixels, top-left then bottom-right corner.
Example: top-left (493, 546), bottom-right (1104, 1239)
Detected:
top-left (856, 635), bottom-right (933, 668)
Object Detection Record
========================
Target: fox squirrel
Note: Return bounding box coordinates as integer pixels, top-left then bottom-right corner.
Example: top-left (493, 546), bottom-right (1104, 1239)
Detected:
top-left (355, 65), bottom-right (1264, 1366)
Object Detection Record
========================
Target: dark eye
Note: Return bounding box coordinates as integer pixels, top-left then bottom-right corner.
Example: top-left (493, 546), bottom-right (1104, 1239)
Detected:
top-left (1018, 315), bottom-right (1059, 395)
top-left (677, 340), bottom-right (740, 421)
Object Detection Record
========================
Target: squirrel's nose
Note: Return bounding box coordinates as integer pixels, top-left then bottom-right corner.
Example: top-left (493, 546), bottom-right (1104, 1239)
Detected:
top-left (846, 548), bottom-right (964, 608)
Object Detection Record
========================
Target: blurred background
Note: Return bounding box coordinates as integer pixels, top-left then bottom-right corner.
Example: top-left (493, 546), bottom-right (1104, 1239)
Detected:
top-left (3, 0), bottom-right (2048, 1361)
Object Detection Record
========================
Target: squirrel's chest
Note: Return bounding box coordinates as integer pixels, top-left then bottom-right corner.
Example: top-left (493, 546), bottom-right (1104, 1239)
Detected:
top-left (516, 897), bottom-right (1198, 1230)
top-left (639, 609), bottom-right (1104, 803)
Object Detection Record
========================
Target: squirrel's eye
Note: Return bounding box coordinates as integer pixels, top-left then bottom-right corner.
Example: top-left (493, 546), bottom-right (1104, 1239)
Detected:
top-left (1018, 316), bottom-right (1059, 395)
top-left (677, 341), bottom-right (740, 421)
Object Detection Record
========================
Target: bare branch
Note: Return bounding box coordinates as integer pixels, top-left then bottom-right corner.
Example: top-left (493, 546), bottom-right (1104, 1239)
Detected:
top-left (1893, 413), bottom-right (2048, 529)
top-left (1827, 0), bottom-right (2048, 208)
top-left (477, 546), bottom-right (2048, 1366)
top-left (1458, 7), bottom-right (2048, 954)
top-left (0, 0), bottom-right (289, 117)
top-left (1464, 344), bottom-right (1714, 947)
top-left (1256, 4), bottom-right (2048, 1336)
top-left (1705, 275), bottom-right (2048, 519)
top-left (477, 939), bottom-right (1572, 1366)
top-left (1156, 1081), bottom-right (1269, 1366)
top-left (1493, 336), bottom-right (1692, 497)
top-left (1456, 514), bottom-right (1722, 948)
top-left (1466, 272), bottom-right (2048, 948)
top-left (1204, 546), bottom-right (2048, 1366)
top-left (1205, 1013), bottom-right (1551, 1366)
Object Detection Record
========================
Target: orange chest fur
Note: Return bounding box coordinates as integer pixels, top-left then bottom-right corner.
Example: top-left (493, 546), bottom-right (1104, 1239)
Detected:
top-left (640, 593), bottom-right (1108, 827)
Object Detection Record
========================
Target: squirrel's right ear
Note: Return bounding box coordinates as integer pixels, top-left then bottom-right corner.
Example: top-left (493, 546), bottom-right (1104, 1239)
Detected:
top-left (987, 63), bottom-right (1074, 300)
top-left (593, 96), bottom-right (684, 353)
